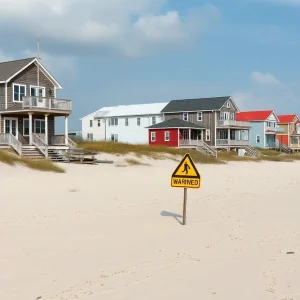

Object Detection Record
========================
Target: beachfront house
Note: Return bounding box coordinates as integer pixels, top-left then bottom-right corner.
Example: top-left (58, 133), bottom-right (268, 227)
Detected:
top-left (81, 102), bottom-right (168, 144)
top-left (0, 57), bottom-right (73, 159)
top-left (148, 96), bottom-right (254, 155)
top-left (236, 110), bottom-right (284, 149)
top-left (276, 114), bottom-right (300, 152)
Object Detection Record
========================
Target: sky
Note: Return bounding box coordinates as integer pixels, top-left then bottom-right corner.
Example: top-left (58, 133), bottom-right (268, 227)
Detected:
top-left (0, 0), bottom-right (300, 131)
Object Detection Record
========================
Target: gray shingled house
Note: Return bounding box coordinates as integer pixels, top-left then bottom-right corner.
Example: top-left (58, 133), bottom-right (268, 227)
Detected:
top-left (148, 96), bottom-right (259, 156)
top-left (0, 57), bottom-right (74, 159)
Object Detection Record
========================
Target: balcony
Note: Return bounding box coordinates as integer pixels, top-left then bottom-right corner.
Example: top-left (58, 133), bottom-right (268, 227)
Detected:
top-left (216, 139), bottom-right (249, 146)
top-left (265, 126), bottom-right (284, 133)
top-left (217, 120), bottom-right (250, 128)
top-left (23, 96), bottom-right (72, 112)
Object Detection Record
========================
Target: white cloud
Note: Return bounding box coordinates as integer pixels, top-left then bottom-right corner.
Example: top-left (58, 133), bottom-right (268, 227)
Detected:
top-left (257, 0), bottom-right (300, 6)
top-left (0, 0), bottom-right (221, 57)
top-left (251, 71), bottom-right (281, 85)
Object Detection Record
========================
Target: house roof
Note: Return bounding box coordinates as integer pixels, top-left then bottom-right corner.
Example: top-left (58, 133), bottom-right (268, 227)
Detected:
top-left (277, 114), bottom-right (298, 123)
top-left (147, 118), bottom-right (205, 129)
top-left (93, 102), bottom-right (168, 118)
top-left (160, 96), bottom-right (234, 113)
top-left (80, 106), bottom-right (115, 120)
top-left (236, 110), bottom-right (275, 121)
top-left (0, 57), bottom-right (62, 88)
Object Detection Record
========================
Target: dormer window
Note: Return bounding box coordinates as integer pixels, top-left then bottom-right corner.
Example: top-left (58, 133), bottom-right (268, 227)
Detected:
top-left (183, 113), bottom-right (188, 121)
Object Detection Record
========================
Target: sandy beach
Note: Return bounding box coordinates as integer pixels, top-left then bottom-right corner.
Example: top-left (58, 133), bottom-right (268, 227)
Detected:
top-left (1, 156), bottom-right (300, 300)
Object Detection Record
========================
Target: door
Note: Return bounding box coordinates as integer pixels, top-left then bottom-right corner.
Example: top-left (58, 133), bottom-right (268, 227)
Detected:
top-left (182, 129), bottom-right (189, 140)
top-left (4, 118), bottom-right (18, 140)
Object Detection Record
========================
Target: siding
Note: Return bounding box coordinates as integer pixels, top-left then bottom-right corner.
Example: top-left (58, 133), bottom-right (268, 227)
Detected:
top-left (148, 128), bottom-right (178, 147)
top-left (249, 121), bottom-right (265, 148)
top-left (7, 63), bottom-right (55, 110)
top-left (0, 83), bottom-right (5, 110)
top-left (82, 114), bottom-right (164, 144)
top-left (276, 134), bottom-right (289, 146)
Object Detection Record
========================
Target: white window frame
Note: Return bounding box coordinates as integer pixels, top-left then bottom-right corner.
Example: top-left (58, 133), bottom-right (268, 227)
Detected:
top-left (111, 133), bottom-right (118, 142)
top-left (23, 118), bottom-right (29, 136)
top-left (30, 85), bottom-right (46, 97)
top-left (183, 113), bottom-right (189, 121)
top-left (152, 116), bottom-right (156, 125)
top-left (125, 118), bottom-right (129, 126)
top-left (256, 135), bottom-right (260, 143)
top-left (97, 119), bottom-right (101, 127)
top-left (109, 118), bottom-right (118, 126)
top-left (87, 133), bottom-right (93, 141)
top-left (34, 119), bottom-right (46, 134)
top-left (151, 132), bottom-right (156, 142)
top-left (197, 111), bottom-right (202, 121)
top-left (226, 101), bottom-right (231, 108)
top-left (13, 83), bottom-right (26, 102)
top-left (137, 118), bottom-right (141, 126)
top-left (164, 131), bottom-right (170, 141)
top-left (206, 129), bottom-right (210, 141)
top-left (90, 120), bottom-right (93, 127)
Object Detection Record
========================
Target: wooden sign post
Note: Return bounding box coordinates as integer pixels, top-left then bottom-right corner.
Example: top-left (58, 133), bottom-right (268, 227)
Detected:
top-left (171, 153), bottom-right (201, 225)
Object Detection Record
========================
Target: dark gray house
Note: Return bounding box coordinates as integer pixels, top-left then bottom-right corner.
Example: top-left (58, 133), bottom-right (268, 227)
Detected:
top-left (0, 57), bottom-right (74, 158)
top-left (159, 96), bottom-right (255, 153)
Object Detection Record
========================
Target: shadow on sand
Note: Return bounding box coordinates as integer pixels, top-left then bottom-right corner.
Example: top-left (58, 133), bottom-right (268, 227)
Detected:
top-left (161, 210), bottom-right (183, 225)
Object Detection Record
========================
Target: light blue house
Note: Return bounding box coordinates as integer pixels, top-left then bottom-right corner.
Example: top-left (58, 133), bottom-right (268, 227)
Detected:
top-left (236, 110), bottom-right (284, 148)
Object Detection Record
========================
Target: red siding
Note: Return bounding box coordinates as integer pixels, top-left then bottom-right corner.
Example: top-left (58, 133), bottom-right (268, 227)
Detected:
top-left (148, 129), bottom-right (178, 147)
top-left (276, 134), bottom-right (289, 146)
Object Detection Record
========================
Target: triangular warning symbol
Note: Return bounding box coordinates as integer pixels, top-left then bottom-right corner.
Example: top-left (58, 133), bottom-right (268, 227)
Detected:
top-left (172, 153), bottom-right (200, 178)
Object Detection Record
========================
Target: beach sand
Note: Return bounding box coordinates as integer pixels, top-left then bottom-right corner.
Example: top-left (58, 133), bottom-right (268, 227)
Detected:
top-left (1, 157), bottom-right (300, 300)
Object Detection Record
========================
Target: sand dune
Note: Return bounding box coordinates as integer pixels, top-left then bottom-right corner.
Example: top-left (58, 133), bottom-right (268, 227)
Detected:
top-left (1, 158), bottom-right (300, 300)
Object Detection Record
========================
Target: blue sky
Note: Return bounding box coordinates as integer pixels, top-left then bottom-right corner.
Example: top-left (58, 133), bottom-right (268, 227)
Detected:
top-left (0, 0), bottom-right (300, 131)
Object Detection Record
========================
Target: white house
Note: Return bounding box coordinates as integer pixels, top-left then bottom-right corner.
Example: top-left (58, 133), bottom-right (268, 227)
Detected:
top-left (81, 102), bottom-right (168, 144)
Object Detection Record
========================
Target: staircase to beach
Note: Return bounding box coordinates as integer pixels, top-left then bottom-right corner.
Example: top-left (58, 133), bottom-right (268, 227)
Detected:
top-left (21, 146), bottom-right (44, 159)
top-left (244, 145), bottom-right (260, 157)
top-left (196, 141), bottom-right (217, 157)
top-left (279, 143), bottom-right (292, 154)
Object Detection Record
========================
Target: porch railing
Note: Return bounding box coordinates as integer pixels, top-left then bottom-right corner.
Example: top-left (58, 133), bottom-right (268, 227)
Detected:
top-left (51, 135), bottom-right (77, 148)
top-left (216, 139), bottom-right (249, 146)
top-left (23, 96), bottom-right (72, 111)
top-left (217, 120), bottom-right (250, 127)
top-left (179, 139), bottom-right (200, 147)
top-left (0, 133), bottom-right (22, 155)
top-left (33, 133), bottom-right (48, 158)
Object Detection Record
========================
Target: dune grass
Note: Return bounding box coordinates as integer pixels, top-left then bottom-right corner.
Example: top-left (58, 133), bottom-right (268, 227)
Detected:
top-left (125, 158), bottom-right (150, 166)
top-left (78, 141), bottom-right (300, 164)
top-left (0, 150), bottom-right (65, 173)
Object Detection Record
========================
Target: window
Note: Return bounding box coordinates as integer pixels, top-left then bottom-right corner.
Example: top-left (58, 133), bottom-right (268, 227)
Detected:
top-left (13, 84), bottom-right (26, 102)
top-left (197, 112), bottom-right (202, 121)
top-left (218, 129), bottom-right (228, 140)
top-left (30, 86), bottom-right (45, 97)
top-left (151, 132), bottom-right (156, 142)
top-left (111, 134), bottom-right (118, 142)
top-left (97, 119), bottom-right (101, 127)
top-left (34, 120), bottom-right (45, 134)
top-left (90, 120), bottom-right (93, 127)
top-left (109, 118), bottom-right (118, 126)
top-left (125, 118), bottom-right (129, 126)
top-left (152, 116), bottom-right (156, 125)
top-left (219, 112), bottom-right (230, 120)
top-left (164, 131), bottom-right (170, 141)
top-left (206, 129), bottom-right (210, 141)
top-left (87, 133), bottom-right (93, 140)
top-left (137, 118), bottom-right (141, 126)
top-left (226, 101), bottom-right (231, 108)
top-left (183, 113), bottom-right (188, 121)
top-left (256, 135), bottom-right (260, 143)
top-left (230, 113), bottom-right (235, 120)
top-left (23, 119), bottom-right (29, 136)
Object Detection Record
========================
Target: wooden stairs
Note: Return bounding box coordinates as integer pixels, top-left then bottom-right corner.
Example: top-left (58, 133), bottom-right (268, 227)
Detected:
top-left (243, 146), bottom-right (260, 157)
top-left (196, 142), bottom-right (217, 157)
top-left (279, 143), bottom-right (292, 154)
top-left (21, 146), bottom-right (44, 159)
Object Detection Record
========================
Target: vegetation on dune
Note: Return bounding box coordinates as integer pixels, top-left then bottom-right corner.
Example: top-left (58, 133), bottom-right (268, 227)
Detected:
top-left (0, 150), bottom-right (65, 173)
top-left (78, 140), bottom-right (300, 164)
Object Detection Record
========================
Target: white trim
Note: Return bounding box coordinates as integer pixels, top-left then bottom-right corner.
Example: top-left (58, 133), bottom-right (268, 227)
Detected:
top-left (164, 131), bottom-right (170, 141)
top-left (34, 118), bottom-right (46, 134)
top-left (148, 126), bottom-right (204, 130)
top-left (151, 131), bottom-right (156, 142)
top-left (3, 117), bottom-right (18, 140)
top-left (214, 112), bottom-right (217, 147)
top-left (0, 58), bottom-right (62, 89)
top-left (29, 85), bottom-right (46, 97)
top-left (177, 128), bottom-right (179, 146)
top-left (12, 83), bottom-right (27, 102)
top-left (4, 81), bottom-right (7, 109)
top-left (183, 113), bottom-right (189, 121)
top-left (256, 134), bottom-right (261, 144)
top-left (23, 118), bottom-right (29, 136)
top-left (197, 111), bottom-right (202, 121)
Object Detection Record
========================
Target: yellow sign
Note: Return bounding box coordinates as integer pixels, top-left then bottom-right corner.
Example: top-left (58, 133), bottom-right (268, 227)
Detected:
top-left (171, 153), bottom-right (200, 188)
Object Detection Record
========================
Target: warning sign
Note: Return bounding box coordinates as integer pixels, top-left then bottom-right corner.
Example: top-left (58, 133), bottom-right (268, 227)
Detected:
top-left (171, 153), bottom-right (200, 188)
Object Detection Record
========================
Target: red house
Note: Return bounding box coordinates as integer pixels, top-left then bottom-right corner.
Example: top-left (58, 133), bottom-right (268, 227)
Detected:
top-left (147, 118), bottom-right (205, 147)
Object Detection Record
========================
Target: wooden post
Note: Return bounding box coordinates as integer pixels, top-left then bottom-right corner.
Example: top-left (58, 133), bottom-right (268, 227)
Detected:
top-left (182, 188), bottom-right (187, 225)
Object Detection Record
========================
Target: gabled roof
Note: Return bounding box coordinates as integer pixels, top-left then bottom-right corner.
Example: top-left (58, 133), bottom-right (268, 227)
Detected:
top-left (161, 96), bottom-right (236, 113)
top-left (277, 114), bottom-right (298, 124)
top-left (93, 102), bottom-right (168, 118)
top-left (0, 57), bottom-right (62, 88)
top-left (80, 106), bottom-right (115, 120)
top-left (147, 118), bottom-right (205, 129)
top-left (236, 110), bottom-right (276, 121)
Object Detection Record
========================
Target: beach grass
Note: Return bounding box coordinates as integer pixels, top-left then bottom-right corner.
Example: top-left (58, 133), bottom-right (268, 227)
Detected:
top-left (0, 150), bottom-right (65, 173)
